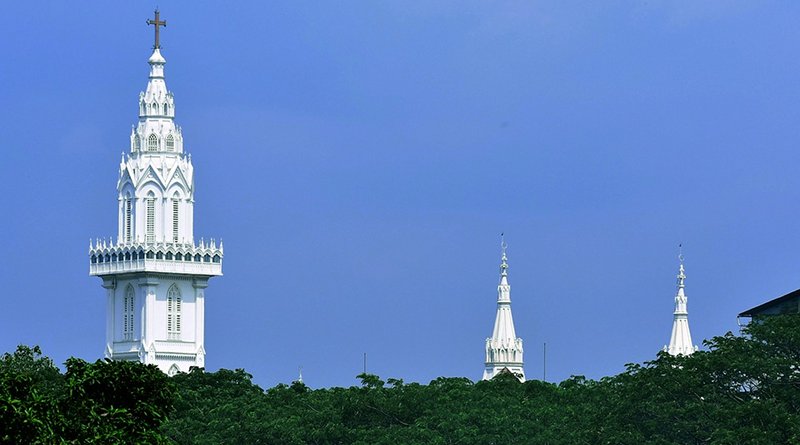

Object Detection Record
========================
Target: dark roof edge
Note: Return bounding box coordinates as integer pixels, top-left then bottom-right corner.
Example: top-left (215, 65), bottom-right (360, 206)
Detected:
top-left (738, 288), bottom-right (800, 317)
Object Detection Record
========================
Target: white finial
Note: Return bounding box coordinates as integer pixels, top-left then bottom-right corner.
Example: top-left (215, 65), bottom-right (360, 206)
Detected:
top-left (677, 244), bottom-right (686, 289)
top-left (298, 367), bottom-right (303, 384)
top-left (499, 233), bottom-right (509, 278)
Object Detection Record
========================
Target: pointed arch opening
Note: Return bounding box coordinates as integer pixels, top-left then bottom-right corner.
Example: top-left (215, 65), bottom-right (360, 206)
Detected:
top-left (172, 191), bottom-right (180, 244)
top-left (124, 192), bottom-right (133, 243)
top-left (168, 364), bottom-right (180, 376)
top-left (167, 284), bottom-right (182, 340)
top-left (166, 134), bottom-right (175, 152)
top-left (123, 285), bottom-right (135, 341)
top-left (147, 134), bottom-right (158, 152)
top-left (146, 191), bottom-right (155, 243)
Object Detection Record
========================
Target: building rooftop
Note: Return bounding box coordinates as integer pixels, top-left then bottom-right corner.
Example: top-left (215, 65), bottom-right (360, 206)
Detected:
top-left (739, 288), bottom-right (800, 318)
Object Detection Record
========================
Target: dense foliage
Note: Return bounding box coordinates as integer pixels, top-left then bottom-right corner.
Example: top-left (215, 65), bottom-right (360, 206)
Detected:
top-left (2, 315), bottom-right (799, 444)
top-left (0, 346), bottom-right (174, 444)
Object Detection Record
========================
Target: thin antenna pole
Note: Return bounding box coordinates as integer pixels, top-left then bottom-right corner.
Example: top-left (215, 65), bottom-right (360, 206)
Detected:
top-left (543, 342), bottom-right (547, 382)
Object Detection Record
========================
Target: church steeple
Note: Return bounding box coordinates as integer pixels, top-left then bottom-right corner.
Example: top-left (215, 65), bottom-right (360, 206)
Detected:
top-left (89, 13), bottom-right (223, 375)
top-left (665, 247), bottom-right (698, 356)
top-left (483, 235), bottom-right (525, 381)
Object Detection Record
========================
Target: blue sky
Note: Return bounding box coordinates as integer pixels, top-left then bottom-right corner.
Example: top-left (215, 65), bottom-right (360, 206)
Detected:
top-left (2, 1), bottom-right (800, 388)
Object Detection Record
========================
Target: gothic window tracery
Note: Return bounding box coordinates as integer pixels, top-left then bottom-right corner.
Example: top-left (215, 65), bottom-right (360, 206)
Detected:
top-left (147, 134), bottom-right (158, 152)
top-left (166, 134), bottom-right (175, 152)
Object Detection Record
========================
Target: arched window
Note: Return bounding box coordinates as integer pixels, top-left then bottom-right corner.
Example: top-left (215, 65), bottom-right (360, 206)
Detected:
top-left (172, 194), bottom-right (180, 243)
top-left (123, 285), bottom-right (135, 340)
top-left (152, 102), bottom-right (158, 115)
top-left (124, 194), bottom-right (132, 243)
top-left (167, 284), bottom-right (182, 340)
top-left (168, 364), bottom-right (180, 376)
top-left (146, 193), bottom-right (155, 243)
top-left (147, 134), bottom-right (158, 152)
top-left (166, 134), bottom-right (175, 152)
top-left (164, 103), bottom-right (169, 115)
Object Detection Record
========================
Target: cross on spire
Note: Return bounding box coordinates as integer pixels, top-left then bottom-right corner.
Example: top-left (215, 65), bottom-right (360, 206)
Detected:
top-left (147, 9), bottom-right (167, 49)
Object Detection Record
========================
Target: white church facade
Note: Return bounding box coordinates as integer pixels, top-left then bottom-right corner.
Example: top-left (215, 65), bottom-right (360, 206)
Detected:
top-left (89, 12), bottom-right (223, 375)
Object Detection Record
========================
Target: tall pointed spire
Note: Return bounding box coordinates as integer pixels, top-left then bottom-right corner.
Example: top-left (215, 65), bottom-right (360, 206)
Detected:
top-left (90, 14), bottom-right (223, 375)
top-left (483, 234), bottom-right (525, 381)
top-left (665, 246), bottom-right (698, 356)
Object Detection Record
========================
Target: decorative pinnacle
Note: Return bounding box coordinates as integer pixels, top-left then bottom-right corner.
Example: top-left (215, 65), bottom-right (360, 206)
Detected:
top-left (500, 233), bottom-right (508, 277)
top-left (677, 244), bottom-right (686, 289)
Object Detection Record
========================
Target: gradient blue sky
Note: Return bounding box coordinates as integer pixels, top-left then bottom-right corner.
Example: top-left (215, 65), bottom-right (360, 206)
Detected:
top-left (2, 1), bottom-right (800, 388)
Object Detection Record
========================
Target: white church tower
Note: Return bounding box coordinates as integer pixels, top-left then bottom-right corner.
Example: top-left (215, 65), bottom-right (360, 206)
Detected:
top-left (664, 250), bottom-right (697, 356)
top-left (483, 237), bottom-right (525, 382)
top-left (89, 11), bottom-right (223, 375)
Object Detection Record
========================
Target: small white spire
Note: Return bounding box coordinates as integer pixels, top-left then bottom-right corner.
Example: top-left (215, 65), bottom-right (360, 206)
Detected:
top-left (665, 245), bottom-right (698, 356)
top-left (483, 234), bottom-right (525, 381)
top-left (297, 367), bottom-right (303, 384)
